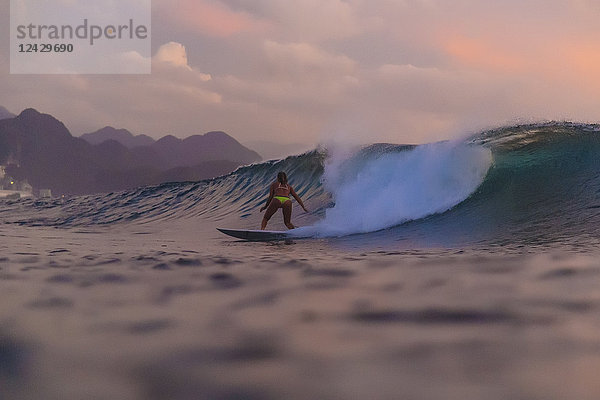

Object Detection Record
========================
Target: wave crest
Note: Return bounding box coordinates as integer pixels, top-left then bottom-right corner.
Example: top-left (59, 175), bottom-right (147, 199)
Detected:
top-left (302, 141), bottom-right (492, 236)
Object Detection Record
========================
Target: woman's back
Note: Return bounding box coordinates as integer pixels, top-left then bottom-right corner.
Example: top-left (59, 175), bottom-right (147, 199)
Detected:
top-left (273, 181), bottom-right (290, 197)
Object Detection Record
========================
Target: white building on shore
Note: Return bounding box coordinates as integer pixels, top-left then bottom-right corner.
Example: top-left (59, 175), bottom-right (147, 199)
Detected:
top-left (0, 167), bottom-right (34, 199)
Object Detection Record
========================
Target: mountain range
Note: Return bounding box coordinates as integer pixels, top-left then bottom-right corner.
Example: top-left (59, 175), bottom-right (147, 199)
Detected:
top-left (80, 126), bottom-right (155, 148)
top-left (0, 106), bottom-right (15, 120)
top-left (0, 108), bottom-right (262, 195)
top-left (81, 127), bottom-right (261, 169)
top-left (81, 127), bottom-right (309, 161)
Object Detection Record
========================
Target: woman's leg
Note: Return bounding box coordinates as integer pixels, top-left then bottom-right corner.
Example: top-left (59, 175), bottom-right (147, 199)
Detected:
top-left (282, 200), bottom-right (295, 229)
top-left (261, 200), bottom-right (280, 229)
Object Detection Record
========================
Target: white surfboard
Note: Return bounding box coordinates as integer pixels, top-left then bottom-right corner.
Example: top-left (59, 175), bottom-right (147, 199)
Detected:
top-left (217, 228), bottom-right (293, 241)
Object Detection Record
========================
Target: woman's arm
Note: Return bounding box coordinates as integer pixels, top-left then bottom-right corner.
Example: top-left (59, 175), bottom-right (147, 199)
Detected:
top-left (290, 186), bottom-right (308, 212)
top-left (260, 183), bottom-right (275, 212)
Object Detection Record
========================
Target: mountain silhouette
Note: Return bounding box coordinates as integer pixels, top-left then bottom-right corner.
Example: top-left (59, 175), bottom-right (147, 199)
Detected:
top-left (0, 106), bottom-right (15, 120)
top-left (81, 129), bottom-right (261, 168)
top-left (151, 131), bottom-right (261, 169)
top-left (81, 126), bottom-right (155, 148)
top-left (0, 109), bottom-right (262, 195)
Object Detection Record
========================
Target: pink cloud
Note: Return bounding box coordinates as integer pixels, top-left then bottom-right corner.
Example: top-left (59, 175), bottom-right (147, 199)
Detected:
top-left (157, 0), bottom-right (269, 37)
top-left (442, 31), bottom-right (600, 94)
top-left (564, 42), bottom-right (600, 90)
top-left (443, 34), bottom-right (528, 74)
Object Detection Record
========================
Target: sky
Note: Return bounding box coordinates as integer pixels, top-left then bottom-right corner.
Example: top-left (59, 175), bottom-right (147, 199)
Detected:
top-left (1, 0), bottom-right (600, 147)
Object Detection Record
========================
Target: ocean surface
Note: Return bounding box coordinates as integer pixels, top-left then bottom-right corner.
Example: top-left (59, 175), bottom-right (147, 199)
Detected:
top-left (1, 122), bottom-right (600, 399)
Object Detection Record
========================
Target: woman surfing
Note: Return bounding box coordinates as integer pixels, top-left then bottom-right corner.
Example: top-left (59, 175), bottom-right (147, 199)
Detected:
top-left (260, 171), bottom-right (308, 230)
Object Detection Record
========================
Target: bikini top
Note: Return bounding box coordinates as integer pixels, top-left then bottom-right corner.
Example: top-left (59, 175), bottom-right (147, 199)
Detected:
top-left (275, 182), bottom-right (290, 197)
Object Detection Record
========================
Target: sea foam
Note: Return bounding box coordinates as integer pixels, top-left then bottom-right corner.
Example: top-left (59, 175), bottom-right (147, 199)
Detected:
top-left (303, 141), bottom-right (492, 236)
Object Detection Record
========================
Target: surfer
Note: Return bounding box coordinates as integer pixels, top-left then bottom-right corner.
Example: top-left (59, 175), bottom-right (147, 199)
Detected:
top-left (260, 171), bottom-right (308, 230)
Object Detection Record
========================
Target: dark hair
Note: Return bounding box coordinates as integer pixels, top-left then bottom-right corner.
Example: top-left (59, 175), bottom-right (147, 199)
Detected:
top-left (277, 171), bottom-right (288, 184)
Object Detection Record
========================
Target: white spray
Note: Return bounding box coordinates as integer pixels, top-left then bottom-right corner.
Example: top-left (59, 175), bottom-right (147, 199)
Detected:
top-left (296, 141), bottom-right (492, 237)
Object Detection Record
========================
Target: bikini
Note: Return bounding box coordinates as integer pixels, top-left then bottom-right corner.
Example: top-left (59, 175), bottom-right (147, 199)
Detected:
top-left (274, 183), bottom-right (290, 204)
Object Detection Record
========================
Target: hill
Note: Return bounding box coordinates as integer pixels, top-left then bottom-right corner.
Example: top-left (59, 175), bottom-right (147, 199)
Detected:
top-left (80, 126), bottom-right (155, 148)
top-left (152, 131), bottom-right (261, 169)
top-left (81, 128), bottom-right (261, 168)
top-left (0, 109), bottom-right (261, 195)
top-left (0, 106), bottom-right (15, 120)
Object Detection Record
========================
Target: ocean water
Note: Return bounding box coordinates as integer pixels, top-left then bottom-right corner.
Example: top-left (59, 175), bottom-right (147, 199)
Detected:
top-left (1, 122), bottom-right (600, 399)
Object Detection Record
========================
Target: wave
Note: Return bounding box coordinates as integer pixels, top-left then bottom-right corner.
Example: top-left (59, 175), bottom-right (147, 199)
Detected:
top-left (296, 141), bottom-right (492, 237)
top-left (3, 122), bottom-right (600, 246)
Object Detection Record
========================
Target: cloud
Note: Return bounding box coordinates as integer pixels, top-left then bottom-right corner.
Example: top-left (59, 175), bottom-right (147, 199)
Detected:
top-left (360, 63), bottom-right (527, 140)
top-left (213, 40), bottom-right (358, 115)
top-left (262, 40), bottom-right (356, 82)
top-left (221, 0), bottom-right (366, 42)
top-left (0, 41), bottom-right (220, 136)
top-left (155, 0), bottom-right (268, 37)
top-left (154, 42), bottom-right (193, 70)
top-left (2, 1), bottom-right (600, 148)
top-left (443, 35), bottom-right (527, 74)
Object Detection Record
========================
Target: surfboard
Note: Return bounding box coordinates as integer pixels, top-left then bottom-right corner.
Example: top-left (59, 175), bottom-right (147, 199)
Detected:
top-left (217, 228), bottom-right (292, 241)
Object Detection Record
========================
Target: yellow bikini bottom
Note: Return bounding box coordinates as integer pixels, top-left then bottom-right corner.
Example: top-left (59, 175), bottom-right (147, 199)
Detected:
top-left (274, 196), bottom-right (290, 204)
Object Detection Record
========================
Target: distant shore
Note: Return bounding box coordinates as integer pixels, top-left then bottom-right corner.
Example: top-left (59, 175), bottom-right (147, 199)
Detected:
top-left (0, 190), bottom-right (33, 199)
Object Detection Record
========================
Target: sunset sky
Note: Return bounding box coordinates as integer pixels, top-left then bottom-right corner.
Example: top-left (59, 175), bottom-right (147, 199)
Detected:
top-left (1, 0), bottom-right (599, 146)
